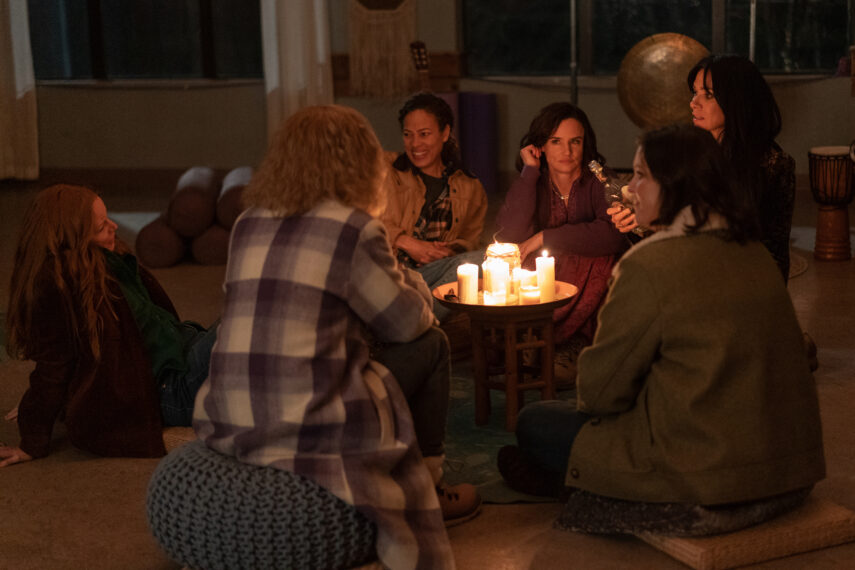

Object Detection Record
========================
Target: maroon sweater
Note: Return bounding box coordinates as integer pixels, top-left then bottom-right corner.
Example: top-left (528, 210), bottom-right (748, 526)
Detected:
top-left (496, 165), bottom-right (628, 257)
top-left (17, 265), bottom-right (171, 458)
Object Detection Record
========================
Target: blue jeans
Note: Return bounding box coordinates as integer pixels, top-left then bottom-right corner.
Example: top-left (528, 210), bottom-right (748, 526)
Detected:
top-left (160, 321), bottom-right (219, 426)
top-left (417, 248), bottom-right (485, 322)
top-left (515, 400), bottom-right (591, 475)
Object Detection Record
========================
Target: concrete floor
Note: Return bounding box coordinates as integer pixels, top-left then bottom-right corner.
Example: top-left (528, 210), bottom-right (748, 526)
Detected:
top-left (1, 172), bottom-right (854, 569)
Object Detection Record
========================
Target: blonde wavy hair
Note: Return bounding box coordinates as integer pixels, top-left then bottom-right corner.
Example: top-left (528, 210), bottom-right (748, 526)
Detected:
top-left (243, 105), bottom-right (386, 216)
top-left (6, 185), bottom-right (118, 361)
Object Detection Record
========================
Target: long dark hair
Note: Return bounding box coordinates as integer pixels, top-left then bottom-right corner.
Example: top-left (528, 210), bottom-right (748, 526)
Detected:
top-left (687, 54), bottom-right (782, 206)
top-left (395, 91), bottom-right (462, 172)
top-left (517, 102), bottom-right (605, 172)
top-left (640, 124), bottom-right (759, 243)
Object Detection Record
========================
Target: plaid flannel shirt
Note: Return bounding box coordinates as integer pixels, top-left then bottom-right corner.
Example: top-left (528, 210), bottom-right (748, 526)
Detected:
top-left (194, 201), bottom-right (453, 569)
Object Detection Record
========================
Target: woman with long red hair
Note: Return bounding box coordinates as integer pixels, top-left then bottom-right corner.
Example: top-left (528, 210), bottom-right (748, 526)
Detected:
top-left (1, 184), bottom-right (216, 466)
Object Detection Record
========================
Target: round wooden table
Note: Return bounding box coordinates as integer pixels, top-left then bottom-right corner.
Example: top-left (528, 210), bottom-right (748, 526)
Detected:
top-left (433, 281), bottom-right (578, 431)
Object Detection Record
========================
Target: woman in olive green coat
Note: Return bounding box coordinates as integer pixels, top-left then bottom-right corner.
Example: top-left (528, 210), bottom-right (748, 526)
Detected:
top-left (498, 124), bottom-right (824, 534)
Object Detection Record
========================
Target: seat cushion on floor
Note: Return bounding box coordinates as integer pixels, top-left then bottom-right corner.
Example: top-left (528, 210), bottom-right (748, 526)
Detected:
top-left (636, 496), bottom-right (855, 570)
top-left (555, 487), bottom-right (811, 537)
top-left (146, 440), bottom-right (377, 570)
top-left (135, 216), bottom-right (186, 268)
top-left (168, 167), bottom-right (219, 238)
top-left (216, 166), bottom-right (252, 229)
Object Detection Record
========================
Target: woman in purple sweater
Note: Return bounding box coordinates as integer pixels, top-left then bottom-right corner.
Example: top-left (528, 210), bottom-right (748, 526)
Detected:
top-left (496, 103), bottom-right (627, 352)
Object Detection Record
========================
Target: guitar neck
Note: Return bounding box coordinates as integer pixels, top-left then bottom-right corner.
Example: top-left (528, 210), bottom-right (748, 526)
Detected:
top-left (410, 41), bottom-right (431, 91)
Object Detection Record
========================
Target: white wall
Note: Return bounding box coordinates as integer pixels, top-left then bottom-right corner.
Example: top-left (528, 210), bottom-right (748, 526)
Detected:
top-left (36, 75), bottom-right (852, 174)
top-left (772, 76), bottom-right (854, 172)
top-left (36, 81), bottom-right (267, 170)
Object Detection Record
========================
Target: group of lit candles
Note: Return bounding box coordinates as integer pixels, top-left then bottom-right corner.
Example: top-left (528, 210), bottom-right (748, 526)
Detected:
top-left (455, 243), bottom-right (555, 306)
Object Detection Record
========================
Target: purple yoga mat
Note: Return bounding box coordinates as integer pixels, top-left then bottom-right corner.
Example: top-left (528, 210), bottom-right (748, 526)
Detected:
top-left (458, 92), bottom-right (498, 195)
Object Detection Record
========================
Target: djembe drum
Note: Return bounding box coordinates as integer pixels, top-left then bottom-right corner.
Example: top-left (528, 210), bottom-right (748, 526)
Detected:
top-left (808, 146), bottom-right (854, 261)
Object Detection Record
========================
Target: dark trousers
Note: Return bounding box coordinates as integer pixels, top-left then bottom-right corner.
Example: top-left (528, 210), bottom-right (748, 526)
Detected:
top-left (160, 321), bottom-right (219, 426)
top-left (515, 400), bottom-right (590, 474)
top-left (372, 326), bottom-right (451, 458)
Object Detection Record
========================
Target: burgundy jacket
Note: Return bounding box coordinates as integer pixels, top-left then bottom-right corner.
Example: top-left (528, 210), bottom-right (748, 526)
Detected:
top-left (17, 264), bottom-right (171, 458)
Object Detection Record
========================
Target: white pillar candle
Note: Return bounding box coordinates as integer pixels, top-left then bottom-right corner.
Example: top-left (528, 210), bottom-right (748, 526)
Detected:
top-left (456, 263), bottom-right (479, 304)
top-left (536, 250), bottom-right (555, 303)
top-left (511, 267), bottom-right (523, 296)
top-left (518, 268), bottom-right (537, 288)
top-left (489, 259), bottom-right (510, 297)
top-left (519, 284), bottom-right (540, 305)
top-left (481, 260), bottom-right (492, 293)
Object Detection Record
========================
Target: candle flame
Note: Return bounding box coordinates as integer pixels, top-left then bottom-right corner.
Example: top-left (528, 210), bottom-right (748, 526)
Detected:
top-left (541, 249), bottom-right (549, 257)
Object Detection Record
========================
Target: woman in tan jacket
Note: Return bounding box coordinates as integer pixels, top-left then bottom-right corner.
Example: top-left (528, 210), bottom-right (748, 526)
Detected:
top-left (380, 92), bottom-right (488, 320)
top-left (498, 124), bottom-right (824, 536)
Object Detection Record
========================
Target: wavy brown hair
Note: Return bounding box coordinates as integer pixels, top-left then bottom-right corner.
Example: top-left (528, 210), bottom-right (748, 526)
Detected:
top-left (243, 105), bottom-right (386, 216)
top-left (517, 102), bottom-right (605, 173)
top-left (6, 184), bottom-right (117, 361)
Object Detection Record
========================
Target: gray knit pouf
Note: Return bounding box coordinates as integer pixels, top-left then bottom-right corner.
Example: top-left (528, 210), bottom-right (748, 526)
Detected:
top-left (146, 440), bottom-right (377, 570)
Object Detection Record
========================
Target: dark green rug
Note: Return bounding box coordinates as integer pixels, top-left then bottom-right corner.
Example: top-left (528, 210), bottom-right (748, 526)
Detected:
top-left (443, 359), bottom-right (575, 503)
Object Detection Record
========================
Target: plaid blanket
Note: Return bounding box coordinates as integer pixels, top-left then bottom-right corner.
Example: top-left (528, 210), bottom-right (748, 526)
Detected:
top-left (194, 201), bottom-right (453, 569)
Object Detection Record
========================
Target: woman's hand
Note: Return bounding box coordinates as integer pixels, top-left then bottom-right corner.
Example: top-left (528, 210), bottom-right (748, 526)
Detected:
top-left (607, 205), bottom-right (638, 234)
top-left (5, 405), bottom-right (18, 421)
top-left (0, 445), bottom-right (33, 467)
top-left (519, 145), bottom-right (542, 168)
top-left (396, 235), bottom-right (454, 266)
top-left (519, 231), bottom-right (545, 261)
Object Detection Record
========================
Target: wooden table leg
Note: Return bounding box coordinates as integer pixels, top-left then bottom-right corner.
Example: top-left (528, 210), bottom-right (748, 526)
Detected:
top-left (504, 321), bottom-right (520, 431)
top-left (471, 320), bottom-right (490, 425)
top-left (541, 320), bottom-right (556, 400)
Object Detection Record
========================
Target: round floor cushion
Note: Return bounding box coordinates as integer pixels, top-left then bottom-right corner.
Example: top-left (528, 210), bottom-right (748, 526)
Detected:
top-left (135, 216), bottom-right (186, 268)
top-left (146, 440), bottom-right (377, 570)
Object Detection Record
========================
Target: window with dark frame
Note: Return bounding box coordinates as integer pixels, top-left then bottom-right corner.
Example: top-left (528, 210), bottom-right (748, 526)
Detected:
top-left (27, 0), bottom-right (263, 80)
top-left (463, 0), bottom-right (852, 76)
top-left (27, 0), bottom-right (853, 80)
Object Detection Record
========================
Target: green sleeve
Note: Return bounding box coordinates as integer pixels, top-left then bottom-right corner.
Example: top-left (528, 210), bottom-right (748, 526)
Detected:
top-left (576, 256), bottom-right (661, 415)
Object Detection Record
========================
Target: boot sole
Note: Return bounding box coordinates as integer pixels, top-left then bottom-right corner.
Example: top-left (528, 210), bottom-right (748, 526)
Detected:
top-left (443, 499), bottom-right (483, 528)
